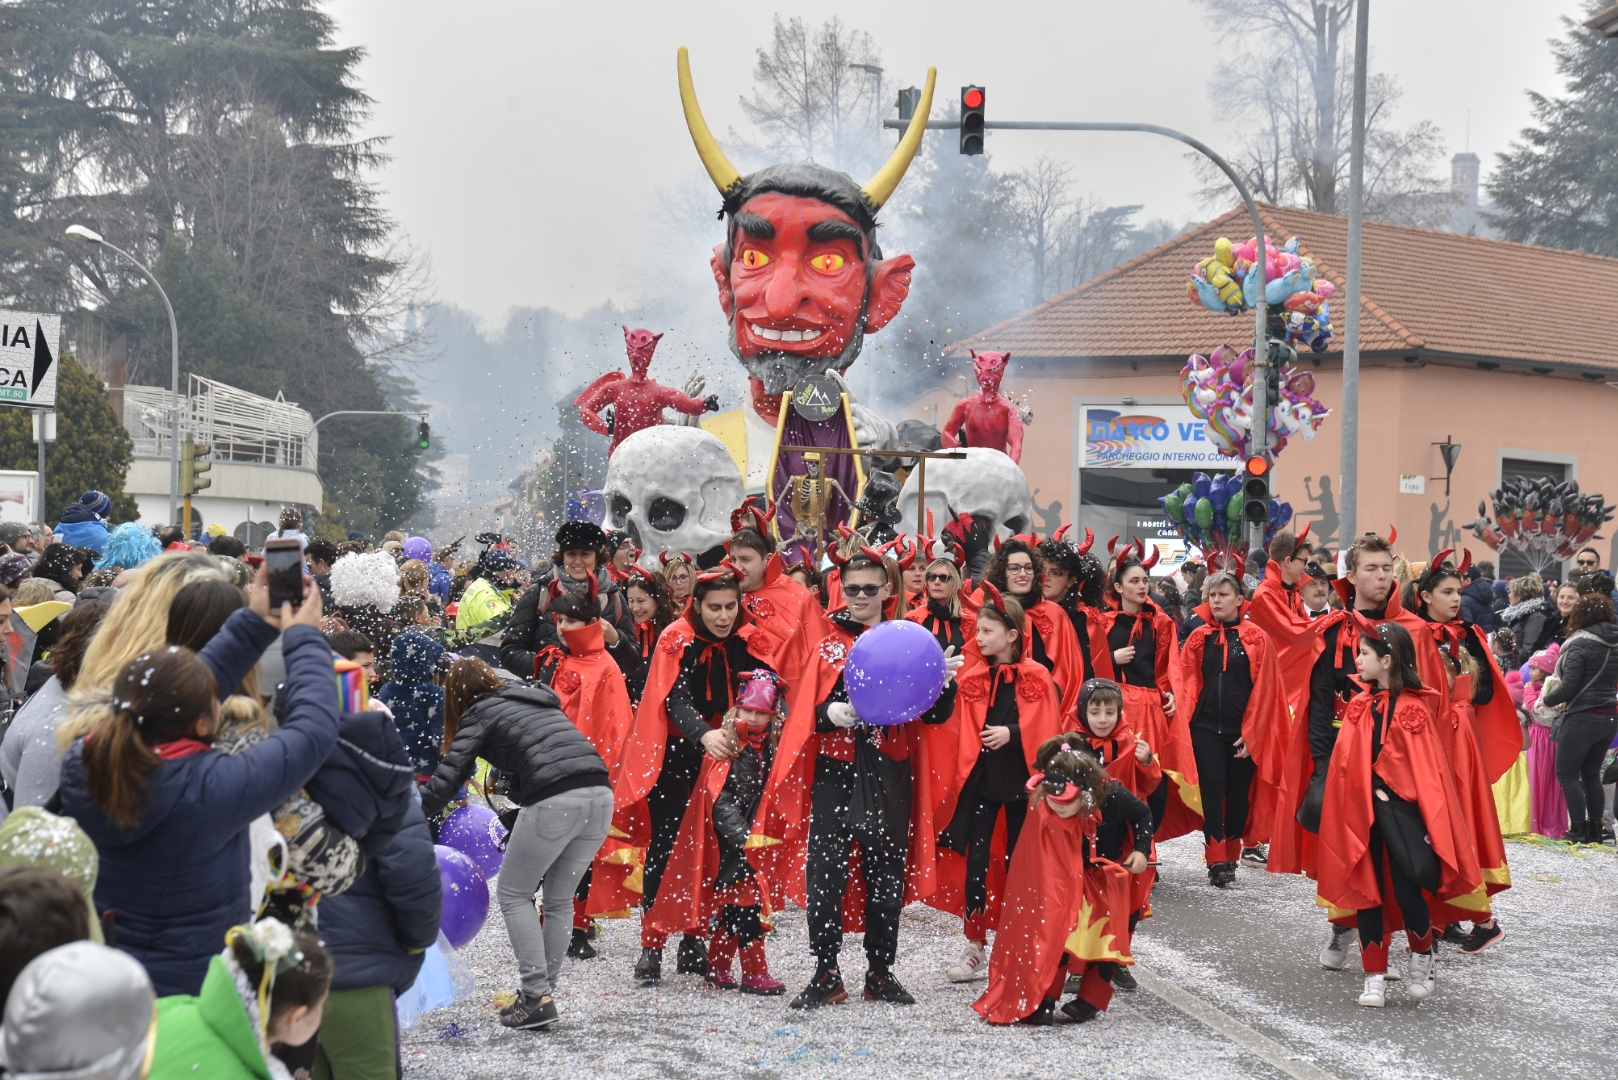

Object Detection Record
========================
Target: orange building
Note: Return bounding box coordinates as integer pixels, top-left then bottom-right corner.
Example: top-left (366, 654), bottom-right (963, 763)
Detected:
top-left (908, 204), bottom-right (1618, 576)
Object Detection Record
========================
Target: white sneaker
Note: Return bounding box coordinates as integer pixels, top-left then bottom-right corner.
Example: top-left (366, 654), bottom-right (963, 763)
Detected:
top-left (1406, 949), bottom-right (1436, 1001)
top-left (1319, 926), bottom-right (1354, 970)
top-left (946, 940), bottom-right (988, 983)
top-left (1358, 974), bottom-right (1386, 1007)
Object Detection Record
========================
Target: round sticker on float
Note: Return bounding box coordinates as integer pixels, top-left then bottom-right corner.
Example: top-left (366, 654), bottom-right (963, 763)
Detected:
top-left (791, 374), bottom-right (843, 422)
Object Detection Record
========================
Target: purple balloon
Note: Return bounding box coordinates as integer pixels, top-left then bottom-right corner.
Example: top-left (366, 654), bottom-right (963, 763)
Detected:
top-left (844, 619), bottom-right (947, 726)
top-left (439, 804), bottom-right (507, 879)
top-left (434, 844), bottom-right (489, 950)
top-left (402, 536), bottom-right (432, 561)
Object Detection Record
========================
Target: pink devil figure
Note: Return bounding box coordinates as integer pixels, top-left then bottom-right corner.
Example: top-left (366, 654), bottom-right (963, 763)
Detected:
top-left (941, 349), bottom-right (1023, 462)
top-left (574, 326), bottom-right (719, 454)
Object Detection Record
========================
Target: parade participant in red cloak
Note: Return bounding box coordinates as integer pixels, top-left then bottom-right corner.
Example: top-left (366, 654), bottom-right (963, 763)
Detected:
top-left (575, 328), bottom-right (719, 455)
top-left (1039, 526), bottom-right (1109, 682)
top-left (1247, 527), bottom-right (1326, 723)
top-left (679, 48), bottom-right (936, 542)
top-left (593, 564), bottom-right (778, 985)
top-left (1407, 550), bottom-right (1512, 952)
top-left (973, 737), bottom-right (1149, 1025)
top-left (974, 537), bottom-right (1083, 717)
top-left (645, 671), bottom-right (790, 995)
top-left (1175, 572), bottom-right (1289, 888)
top-left (941, 350), bottom-right (1025, 463)
top-left (533, 590), bottom-right (638, 957)
top-left (906, 545), bottom-right (973, 655)
top-left (1096, 546), bottom-right (1196, 840)
top-left (727, 501), bottom-right (829, 685)
top-left (620, 567), bottom-right (678, 707)
top-left (750, 551), bottom-right (962, 1010)
top-left (927, 588), bottom-right (1062, 985)
top-left (1316, 621), bottom-right (1482, 1008)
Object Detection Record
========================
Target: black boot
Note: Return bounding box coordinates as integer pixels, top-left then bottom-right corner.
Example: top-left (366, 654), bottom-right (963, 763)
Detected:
top-left (566, 928), bottom-right (596, 960)
top-left (675, 934), bottom-right (708, 975)
top-left (1020, 998), bottom-right (1056, 1025)
top-left (633, 947), bottom-right (662, 986)
top-left (1061, 997), bottom-right (1100, 1023)
top-left (1567, 814), bottom-right (1588, 844)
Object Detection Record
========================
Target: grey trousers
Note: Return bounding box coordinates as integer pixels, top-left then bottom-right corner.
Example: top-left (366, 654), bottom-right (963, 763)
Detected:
top-left (498, 785), bottom-right (614, 998)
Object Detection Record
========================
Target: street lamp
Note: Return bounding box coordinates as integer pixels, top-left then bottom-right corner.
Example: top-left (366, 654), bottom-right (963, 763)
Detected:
top-left (66, 224), bottom-right (181, 524)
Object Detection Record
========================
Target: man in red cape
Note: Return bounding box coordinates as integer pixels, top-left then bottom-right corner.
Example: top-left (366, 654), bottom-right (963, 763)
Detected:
top-left (751, 550), bottom-right (959, 1009)
top-left (1247, 528), bottom-right (1325, 724)
top-left (729, 502), bottom-right (829, 684)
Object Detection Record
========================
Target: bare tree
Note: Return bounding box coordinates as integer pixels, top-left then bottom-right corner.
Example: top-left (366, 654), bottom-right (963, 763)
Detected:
top-left (736, 16), bottom-right (885, 175)
top-left (1008, 156), bottom-right (1073, 305)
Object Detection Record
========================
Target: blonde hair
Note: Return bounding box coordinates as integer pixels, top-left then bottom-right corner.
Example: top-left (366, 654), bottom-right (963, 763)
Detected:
top-left (11, 580), bottom-right (56, 607)
top-left (60, 553), bottom-right (231, 747)
top-left (923, 558), bottom-right (961, 618)
top-left (399, 559), bottom-right (429, 594)
top-left (1509, 572), bottom-right (1544, 604)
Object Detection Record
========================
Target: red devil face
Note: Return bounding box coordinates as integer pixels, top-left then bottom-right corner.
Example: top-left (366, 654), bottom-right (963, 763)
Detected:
top-left (711, 192), bottom-right (914, 394)
top-left (970, 349), bottom-right (1009, 394)
top-left (623, 327), bottom-right (663, 379)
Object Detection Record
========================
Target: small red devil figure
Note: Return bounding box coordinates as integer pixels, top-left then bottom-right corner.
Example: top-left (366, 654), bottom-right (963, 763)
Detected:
top-left (575, 326), bottom-right (720, 454)
top-left (941, 349), bottom-right (1023, 463)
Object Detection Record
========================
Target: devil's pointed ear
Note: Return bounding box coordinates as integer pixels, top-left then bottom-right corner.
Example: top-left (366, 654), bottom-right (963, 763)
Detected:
top-left (864, 253), bottom-right (915, 334)
top-left (651, 332), bottom-right (664, 345)
top-left (969, 348), bottom-right (978, 360)
top-left (711, 244), bottom-right (734, 322)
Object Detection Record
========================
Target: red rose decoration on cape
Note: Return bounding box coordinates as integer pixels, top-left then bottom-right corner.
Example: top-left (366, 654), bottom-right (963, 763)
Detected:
top-left (960, 676), bottom-right (987, 703)
top-left (1398, 709), bottom-right (1425, 734)
top-left (660, 632), bottom-right (687, 657)
top-left (747, 595), bottom-right (777, 621)
top-left (749, 632), bottom-right (775, 658)
top-left (819, 638), bottom-right (848, 666)
top-left (554, 669), bottom-right (582, 694)
top-left (1018, 676), bottom-right (1044, 702)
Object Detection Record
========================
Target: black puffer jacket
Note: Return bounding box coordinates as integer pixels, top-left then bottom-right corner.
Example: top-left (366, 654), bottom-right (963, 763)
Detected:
top-left (1460, 577), bottom-right (1499, 633)
top-left (499, 568), bottom-right (635, 679)
top-left (420, 684), bottom-right (608, 817)
top-left (1501, 596), bottom-right (1555, 669)
top-left (1541, 621), bottom-right (1618, 719)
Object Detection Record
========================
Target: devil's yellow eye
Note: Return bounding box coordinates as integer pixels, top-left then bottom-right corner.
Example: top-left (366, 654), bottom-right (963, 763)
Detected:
top-left (809, 253), bottom-right (846, 273)
top-left (740, 248), bottom-right (770, 269)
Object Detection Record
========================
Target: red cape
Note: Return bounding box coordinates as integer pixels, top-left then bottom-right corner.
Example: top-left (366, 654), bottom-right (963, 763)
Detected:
top-left (1247, 559), bottom-right (1327, 722)
top-left (1316, 688), bottom-right (1484, 919)
top-left (965, 589), bottom-right (1082, 717)
top-left (546, 622), bottom-right (635, 776)
top-left (1175, 608), bottom-right (1291, 843)
top-left (642, 755), bottom-right (742, 935)
top-left (744, 553), bottom-right (828, 689)
top-left (749, 618), bottom-right (939, 922)
top-left (926, 659), bottom-right (1062, 921)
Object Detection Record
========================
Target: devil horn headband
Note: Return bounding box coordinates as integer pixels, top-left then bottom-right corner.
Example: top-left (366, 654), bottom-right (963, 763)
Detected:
top-left (1296, 522), bottom-right (1311, 543)
top-left (1457, 548), bottom-right (1471, 574)
top-left (980, 580), bottom-right (1008, 614)
top-left (679, 47), bottom-right (935, 213)
top-left (1053, 523), bottom-right (1071, 543)
top-left (1077, 527), bottom-right (1095, 555)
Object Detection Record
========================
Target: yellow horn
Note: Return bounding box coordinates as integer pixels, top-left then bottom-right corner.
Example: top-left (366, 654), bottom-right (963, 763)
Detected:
top-left (861, 66), bottom-right (937, 212)
top-left (677, 47), bottom-right (743, 198)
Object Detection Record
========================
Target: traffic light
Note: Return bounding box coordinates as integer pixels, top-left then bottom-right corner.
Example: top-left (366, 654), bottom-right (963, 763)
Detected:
top-left (897, 86), bottom-right (921, 124)
top-left (416, 417), bottom-right (431, 450)
top-left (1242, 454), bottom-right (1270, 525)
top-left (960, 85), bottom-right (985, 155)
top-left (180, 435), bottom-right (212, 496)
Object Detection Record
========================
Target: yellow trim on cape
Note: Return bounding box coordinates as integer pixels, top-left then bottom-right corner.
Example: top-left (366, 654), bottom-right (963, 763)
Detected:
top-left (1164, 767), bottom-right (1203, 817)
top-left (1063, 895), bottom-right (1134, 964)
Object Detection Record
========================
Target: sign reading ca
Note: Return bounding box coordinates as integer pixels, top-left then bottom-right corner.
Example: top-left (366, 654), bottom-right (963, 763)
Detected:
top-left (0, 312), bottom-right (59, 409)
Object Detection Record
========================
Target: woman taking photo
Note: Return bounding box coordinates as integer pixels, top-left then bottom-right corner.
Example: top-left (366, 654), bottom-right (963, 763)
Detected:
top-left (978, 538), bottom-right (1081, 716)
top-left (1176, 572), bottom-right (1287, 887)
top-left (1539, 592), bottom-right (1618, 844)
top-left (422, 656), bottom-right (612, 1031)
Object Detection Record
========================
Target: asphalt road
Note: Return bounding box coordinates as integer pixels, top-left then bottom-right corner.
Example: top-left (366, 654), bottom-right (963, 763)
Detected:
top-left (401, 836), bottom-right (1617, 1080)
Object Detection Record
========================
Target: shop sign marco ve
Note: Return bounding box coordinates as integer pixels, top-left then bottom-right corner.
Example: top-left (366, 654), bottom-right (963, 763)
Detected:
top-left (1081, 405), bottom-right (1232, 469)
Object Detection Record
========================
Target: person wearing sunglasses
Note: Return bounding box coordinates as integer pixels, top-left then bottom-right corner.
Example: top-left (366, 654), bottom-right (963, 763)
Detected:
top-left (756, 551), bottom-right (963, 1011)
top-left (905, 556), bottom-right (971, 656)
top-left (978, 538), bottom-right (1083, 718)
top-left (1575, 547), bottom-right (1602, 574)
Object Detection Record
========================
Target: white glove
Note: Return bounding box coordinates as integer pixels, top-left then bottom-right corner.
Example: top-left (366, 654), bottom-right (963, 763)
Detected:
top-left (943, 645), bottom-right (965, 681)
top-left (826, 702), bottom-right (860, 728)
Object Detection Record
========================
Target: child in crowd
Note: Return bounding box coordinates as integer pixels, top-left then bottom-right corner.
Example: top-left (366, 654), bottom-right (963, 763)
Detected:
top-left (376, 630), bottom-right (447, 780)
top-left (328, 630), bottom-right (378, 687)
top-left (1523, 644), bottom-right (1567, 839)
top-left (0, 941), bottom-right (154, 1080)
top-left (0, 865), bottom-right (91, 1003)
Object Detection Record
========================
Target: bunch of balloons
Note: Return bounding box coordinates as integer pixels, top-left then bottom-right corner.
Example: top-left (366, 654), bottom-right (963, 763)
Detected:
top-left (1180, 343), bottom-right (1331, 458)
top-left (1468, 477), bottom-right (1614, 573)
top-left (434, 804), bottom-right (508, 949)
top-left (1159, 470), bottom-right (1293, 567)
top-left (1186, 235), bottom-right (1336, 352)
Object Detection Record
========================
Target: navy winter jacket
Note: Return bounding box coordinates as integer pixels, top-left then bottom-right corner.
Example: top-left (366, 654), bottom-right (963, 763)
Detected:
top-left (316, 799), bottom-right (441, 995)
top-left (307, 710), bottom-right (418, 857)
top-left (1460, 577), bottom-right (1499, 633)
top-left (58, 617), bottom-right (339, 997)
top-left (375, 632), bottom-right (446, 777)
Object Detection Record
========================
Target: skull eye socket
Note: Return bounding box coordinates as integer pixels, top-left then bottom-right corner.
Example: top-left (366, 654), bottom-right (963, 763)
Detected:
top-left (648, 497), bottom-right (685, 533)
top-left (609, 494), bottom-right (632, 529)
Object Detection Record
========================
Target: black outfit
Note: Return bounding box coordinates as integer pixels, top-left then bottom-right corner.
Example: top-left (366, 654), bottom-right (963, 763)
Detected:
top-left (915, 601), bottom-right (966, 655)
top-left (807, 612), bottom-right (957, 971)
top-left (1189, 620), bottom-right (1256, 848)
top-left (1300, 602), bottom-right (1388, 832)
top-left (1355, 695), bottom-right (1432, 950)
top-left (499, 569), bottom-right (635, 680)
top-left (713, 734), bottom-right (773, 944)
top-left (1106, 610), bottom-right (1169, 828)
top-left (1055, 592), bottom-right (1095, 679)
top-left (1088, 783), bottom-right (1155, 863)
top-left (1541, 621), bottom-right (1618, 828)
top-left (939, 674), bottom-right (1029, 918)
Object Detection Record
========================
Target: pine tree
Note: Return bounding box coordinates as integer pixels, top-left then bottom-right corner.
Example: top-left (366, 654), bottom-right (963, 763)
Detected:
top-left (1486, 9), bottom-right (1618, 256)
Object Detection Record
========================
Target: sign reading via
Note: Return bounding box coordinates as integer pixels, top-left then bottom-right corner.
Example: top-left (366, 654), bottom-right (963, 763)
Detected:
top-left (0, 312), bottom-right (59, 409)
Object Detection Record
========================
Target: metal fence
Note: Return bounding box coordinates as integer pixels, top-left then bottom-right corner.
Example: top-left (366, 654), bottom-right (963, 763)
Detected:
top-left (122, 376), bottom-right (316, 467)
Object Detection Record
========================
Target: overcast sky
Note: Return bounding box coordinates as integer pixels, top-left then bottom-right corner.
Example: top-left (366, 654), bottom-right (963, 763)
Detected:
top-left (325, 0), bottom-right (1581, 325)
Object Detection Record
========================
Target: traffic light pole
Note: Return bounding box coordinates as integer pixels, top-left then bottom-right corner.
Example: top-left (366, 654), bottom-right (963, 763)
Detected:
top-left (885, 115), bottom-right (1270, 553)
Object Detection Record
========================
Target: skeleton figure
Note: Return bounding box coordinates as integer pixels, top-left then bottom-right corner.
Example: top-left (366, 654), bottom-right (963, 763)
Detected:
top-left (780, 453), bottom-right (852, 565)
top-left (603, 426), bottom-right (743, 565)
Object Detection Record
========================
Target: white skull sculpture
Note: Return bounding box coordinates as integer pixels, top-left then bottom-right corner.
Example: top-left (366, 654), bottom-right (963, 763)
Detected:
top-left (896, 446), bottom-right (1032, 540)
top-left (603, 426), bottom-right (744, 566)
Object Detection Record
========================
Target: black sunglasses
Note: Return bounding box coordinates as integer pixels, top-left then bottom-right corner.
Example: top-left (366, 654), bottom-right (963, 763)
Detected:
top-left (843, 583), bottom-right (886, 598)
top-left (925, 573), bottom-right (953, 583)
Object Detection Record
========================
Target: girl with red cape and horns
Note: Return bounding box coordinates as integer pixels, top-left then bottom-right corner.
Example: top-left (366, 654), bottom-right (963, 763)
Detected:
top-left (1039, 526), bottom-right (1110, 683)
top-left (973, 735), bottom-right (1152, 1026)
top-left (1175, 568), bottom-right (1290, 889)
top-left (1094, 542), bottom-right (1198, 841)
top-left (1405, 549), bottom-right (1514, 953)
top-left (1317, 620), bottom-right (1482, 1008)
top-left (590, 562), bottom-right (778, 986)
top-left (973, 535), bottom-right (1083, 718)
top-left (927, 585), bottom-right (1062, 985)
top-left (750, 549), bottom-right (963, 1011)
top-left (531, 589), bottom-right (638, 961)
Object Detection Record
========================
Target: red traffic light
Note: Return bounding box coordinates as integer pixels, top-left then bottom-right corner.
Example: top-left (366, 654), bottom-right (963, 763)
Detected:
top-left (963, 87), bottom-right (984, 109)
top-left (1244, 455), bottom-right (1270, 477)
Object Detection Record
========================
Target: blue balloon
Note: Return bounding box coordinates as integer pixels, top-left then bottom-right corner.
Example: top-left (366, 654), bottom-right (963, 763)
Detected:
top-left (845, 619), bottom-right (947, 726)
top-left (1192, 472), bottom-right (1212, 498)
top-left (439, 804), bottom-right (507, 880)
top-left (435, 845), bottom-right (489, 950)
top-left (1210, 485), bottom-right (1230, 512)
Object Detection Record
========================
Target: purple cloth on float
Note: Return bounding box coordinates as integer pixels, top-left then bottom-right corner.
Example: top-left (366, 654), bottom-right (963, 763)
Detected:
top-left (771, 409), bottom-right (859, 567)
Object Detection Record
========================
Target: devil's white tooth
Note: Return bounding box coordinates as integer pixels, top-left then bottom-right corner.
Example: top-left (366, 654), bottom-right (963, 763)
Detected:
top-left (753, 324), bottom-right (782, 341)
top-left (782, 330), bottom-right (803, 342)
top-left (802, 329), bottom-right (819, 340)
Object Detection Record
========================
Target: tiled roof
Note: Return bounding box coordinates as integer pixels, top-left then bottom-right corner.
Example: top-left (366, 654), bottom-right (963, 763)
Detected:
top-left (951, 204), bottom-right (1618, 371)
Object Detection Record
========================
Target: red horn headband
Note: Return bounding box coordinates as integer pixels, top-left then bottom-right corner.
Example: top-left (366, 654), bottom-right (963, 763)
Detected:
top-left (1296, 522), bottom-right (1311, 543)
top-left (696, 558), bottom-right (741, 585)
top-left (1457, 548), bottom-right (1472, 575)
top-left (1053, 523), bottom-right (1071, 543)
top-left (859, 544), bottom-right (889, 564)
top-left (993, 535), bottom-right (1003, 552)
top-left (1077, 527), bottom-right (1095, 555)
top-left (1387, 525), bottom-right (1398, 546)
top-left (1107, 535), bottom-right (1120, 557)
top-left (1432, 547), bottom-right (1455, 572)
top-left (980, 580), bottom-right (1008, 614)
